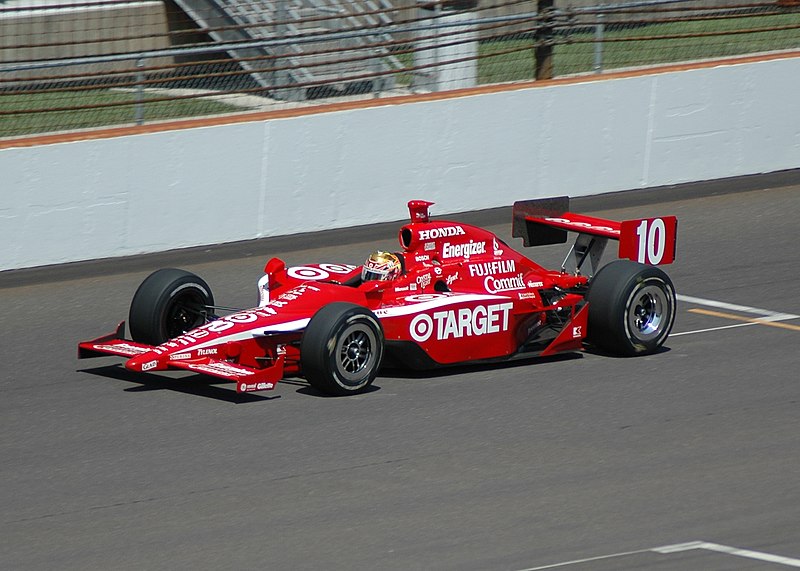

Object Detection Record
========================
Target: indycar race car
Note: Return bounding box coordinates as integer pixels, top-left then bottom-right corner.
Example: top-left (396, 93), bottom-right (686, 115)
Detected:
top-left (78, 197), bottom-right (678, 396)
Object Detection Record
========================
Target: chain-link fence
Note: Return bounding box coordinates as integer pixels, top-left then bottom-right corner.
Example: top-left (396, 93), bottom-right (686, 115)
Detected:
top-left (2, 0), bottom-right (798, 138)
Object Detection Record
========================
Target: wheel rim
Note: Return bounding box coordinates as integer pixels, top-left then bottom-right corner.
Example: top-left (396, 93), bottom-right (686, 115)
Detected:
top-left (336, 323), bottom-right (377, 384)
top-left (164, 290), bottom-right (207, 339)
top-left (627, 283), bottom-right (670, 342)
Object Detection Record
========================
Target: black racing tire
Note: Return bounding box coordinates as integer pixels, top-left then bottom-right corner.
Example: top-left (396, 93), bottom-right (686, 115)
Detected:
top-left (128, 268), bottom-right (215, 346)
top-left (301, 303), bottom-right (384, 396)
top-left (586, 260), bottom-right (676, 356)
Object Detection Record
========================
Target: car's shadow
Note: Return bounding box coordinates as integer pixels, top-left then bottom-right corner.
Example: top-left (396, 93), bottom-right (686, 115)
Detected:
top-left (380, 351), bottom-right (584, 380)
top-left (78, 364), bottom-right (280, 404)
top-left (80, 363), bottom-right (382, 401)
top-left (582, 344), bottom-right (672, 359)
top-left (292, 382), bottom-right (382, 398)
top-left (79, 349), bottom-right (602, 403)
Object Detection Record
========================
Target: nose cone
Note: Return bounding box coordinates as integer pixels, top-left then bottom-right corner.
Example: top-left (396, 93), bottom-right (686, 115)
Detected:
top-left (126, 351), bottom-right (164, 373)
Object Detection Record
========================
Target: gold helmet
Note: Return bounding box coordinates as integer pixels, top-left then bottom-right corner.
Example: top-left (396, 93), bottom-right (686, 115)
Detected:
top-left (362, 251), bottom-right (402, 282)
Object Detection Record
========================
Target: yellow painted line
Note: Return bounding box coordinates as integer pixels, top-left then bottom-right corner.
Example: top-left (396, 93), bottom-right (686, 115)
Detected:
top-left (689, 308), bottom-right (800, 332)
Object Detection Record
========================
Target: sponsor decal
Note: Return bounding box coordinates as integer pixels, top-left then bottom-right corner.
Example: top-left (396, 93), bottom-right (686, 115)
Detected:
top-left (446, 273), bottom-right (459, 286)
top-left (394, 285), bottom-right (412, 292)
top-left (493, 238), bottom-right (504, 256)
top-left (424, 242), bottom-right (436, 251)
top-left (170, 353), bottom-right (192, 360)
top-left (141, 360), bottom-right (158, 371)
top-left (468, 260), bottom-right (516, 277)
top-left (409, 302), bottom-right (513, 342)
top-left (172, 282), bottom-right (210, 299)
top-left (418, 226), bottom-right (465, 240)
top-left (226, 312), bottom-right (258, 324)
top-left (239, 381), bottom-right (275, 392)
top-left (155, 289), bottom-right (321, 352)
top-left (197, 348), bottom-right (218, 356)
top-left (417, 273), bottom-right (432, 288)
top-left (442, 240), bottom-right (486, 260)
top-left (527, 281), bottom-right (544, 288)
top-left (484, 274), bottom-right (526, 294)
top-left (404, 293), bottom-right (447, 303)
top-left (518, 292), bottom-right (539, 300)
top-left (92, 343), bottom-right (150, 356)
top-left (194, 362), bottom-right (254, 377)
top-left (572, 326), bottom-right (583, 338)
top-left (415, 254), bottom-right (430, 262)
top-left (544, 217), bottom-right (619, 235)
top-left (286, 264), bottom-right (356, 281)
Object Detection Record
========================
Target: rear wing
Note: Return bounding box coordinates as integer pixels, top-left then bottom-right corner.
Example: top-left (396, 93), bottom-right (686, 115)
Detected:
top-left (512, 196), bottom-right (677, 273)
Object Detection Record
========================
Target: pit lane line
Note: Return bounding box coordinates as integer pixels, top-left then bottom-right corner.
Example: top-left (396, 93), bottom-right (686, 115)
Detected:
top-left (672, 294), bottom-right (800, 337)
top-left (515, 541), bottom-right (800, 570)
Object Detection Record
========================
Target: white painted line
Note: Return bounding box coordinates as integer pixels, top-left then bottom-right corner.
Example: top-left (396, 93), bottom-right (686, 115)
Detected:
top-left (762, 313), bottom-right (800, 322)
top-left (651, 541), bottom-right (707, 553)
top-left (677, 294), bottom-right (800, 319)
top-left (671, 321), bottom-right (756, 337)
top-left (654, 541), bottom-right (800, 567)
top-left (673, 294), bottom-right (800, 336)
top-left (514, 547), bottom-right (652, 571)
top-left (517, 541), bottom-right (800, 571)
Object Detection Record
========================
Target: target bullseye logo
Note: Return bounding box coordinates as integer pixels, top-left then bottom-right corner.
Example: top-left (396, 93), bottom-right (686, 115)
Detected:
top-left (287, 264), bottom-right (356, 281)
top-left (410, 314), bottom-right (434, 342)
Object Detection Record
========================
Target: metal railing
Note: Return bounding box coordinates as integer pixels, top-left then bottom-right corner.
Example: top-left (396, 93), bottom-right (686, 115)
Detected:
top-left (1, 0), bottom-right (798, 138)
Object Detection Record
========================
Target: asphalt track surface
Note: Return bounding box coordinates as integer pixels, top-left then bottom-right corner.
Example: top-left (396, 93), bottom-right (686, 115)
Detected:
top-left (2, 171), bottom-right (800, 570)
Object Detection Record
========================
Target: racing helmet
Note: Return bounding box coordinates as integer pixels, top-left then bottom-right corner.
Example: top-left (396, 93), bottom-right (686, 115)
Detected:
top-left (362, 251), bottom-right (402, 282)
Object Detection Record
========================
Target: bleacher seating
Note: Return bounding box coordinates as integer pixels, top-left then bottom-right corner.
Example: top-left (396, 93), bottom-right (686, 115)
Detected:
top-left (171, 0), bottom-right (403, 99)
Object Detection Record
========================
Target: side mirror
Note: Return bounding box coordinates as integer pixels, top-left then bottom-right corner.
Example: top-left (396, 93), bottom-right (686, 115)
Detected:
top-left (260, 258), bottom-right (288, 305)
top-left (264, 257), bottom-right (286, 275)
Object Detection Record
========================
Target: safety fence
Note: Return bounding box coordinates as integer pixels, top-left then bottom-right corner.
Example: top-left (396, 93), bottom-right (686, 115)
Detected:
top-left (1, 0), bottom-right (798, 138)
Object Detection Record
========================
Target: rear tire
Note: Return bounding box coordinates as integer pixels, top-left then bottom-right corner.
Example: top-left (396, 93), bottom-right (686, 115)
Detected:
top-left (587, 260), bottom-right (676, 356)
top-left (301, 303), bottom-right (384, 396)
top-left (128, 268), bottom-right (214, 346)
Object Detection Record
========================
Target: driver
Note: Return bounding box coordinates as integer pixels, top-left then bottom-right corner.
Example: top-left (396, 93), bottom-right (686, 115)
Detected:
top-left (361, 251), bottom-right (403, 282)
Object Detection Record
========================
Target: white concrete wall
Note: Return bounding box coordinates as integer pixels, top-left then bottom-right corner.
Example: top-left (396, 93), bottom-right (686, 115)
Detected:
top-left (2, 55), bottom-right (799, 271)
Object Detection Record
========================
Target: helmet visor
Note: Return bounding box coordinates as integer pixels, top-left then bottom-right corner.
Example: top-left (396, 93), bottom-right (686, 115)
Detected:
top-left (362, 253), bottom-right (400, 281)
top-left (362, 267), bottom-right (390, 282)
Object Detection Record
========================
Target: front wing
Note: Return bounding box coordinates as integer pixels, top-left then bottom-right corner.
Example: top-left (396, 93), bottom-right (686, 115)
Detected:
top-left (78, 322), bottom-right (284, 393)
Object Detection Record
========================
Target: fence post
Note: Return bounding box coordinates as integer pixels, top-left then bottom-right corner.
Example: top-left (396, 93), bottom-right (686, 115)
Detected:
top-left (593, 14), bottom-right (604, 73)
top-left (135, 57), bottom-right (145, 125)
top-left (535, 0), bottom-right (554, 80)
top-left (372, 48), bottom-right (384, 98)
top-left (273, 0), bottom-right (293, 99)
top-left (413, 0), bottom-right (478, 92)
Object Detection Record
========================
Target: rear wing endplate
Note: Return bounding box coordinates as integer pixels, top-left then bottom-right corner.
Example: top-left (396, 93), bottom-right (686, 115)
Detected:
top-left (512, 196), bottom-right (677, 272)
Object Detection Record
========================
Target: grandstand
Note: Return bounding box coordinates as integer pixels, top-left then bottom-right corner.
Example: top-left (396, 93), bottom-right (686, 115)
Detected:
top-left (2, 0), bottom-right (798, 137)
top-left (0, 0), bottom-right (172, 81)
top-left (0, 0), bottom-right (404, 98)
top-left (170, 0), bottom-right (403, 99)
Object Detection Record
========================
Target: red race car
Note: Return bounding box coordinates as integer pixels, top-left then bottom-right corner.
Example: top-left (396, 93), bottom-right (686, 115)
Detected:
top-left (79, 197), bottom-right (678, 396)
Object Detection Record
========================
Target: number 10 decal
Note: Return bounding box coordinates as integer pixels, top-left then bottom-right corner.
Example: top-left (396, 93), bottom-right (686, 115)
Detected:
top-left (619, 216), bottom-right (677, 265)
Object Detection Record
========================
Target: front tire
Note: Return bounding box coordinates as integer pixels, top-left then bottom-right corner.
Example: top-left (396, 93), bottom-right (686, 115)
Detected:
top-left (128, 268), bottom-right (214, 346)
top-left (301, 303), bottom-right (384, 396)
top-left (587, 260), bottom-right (676, 356)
